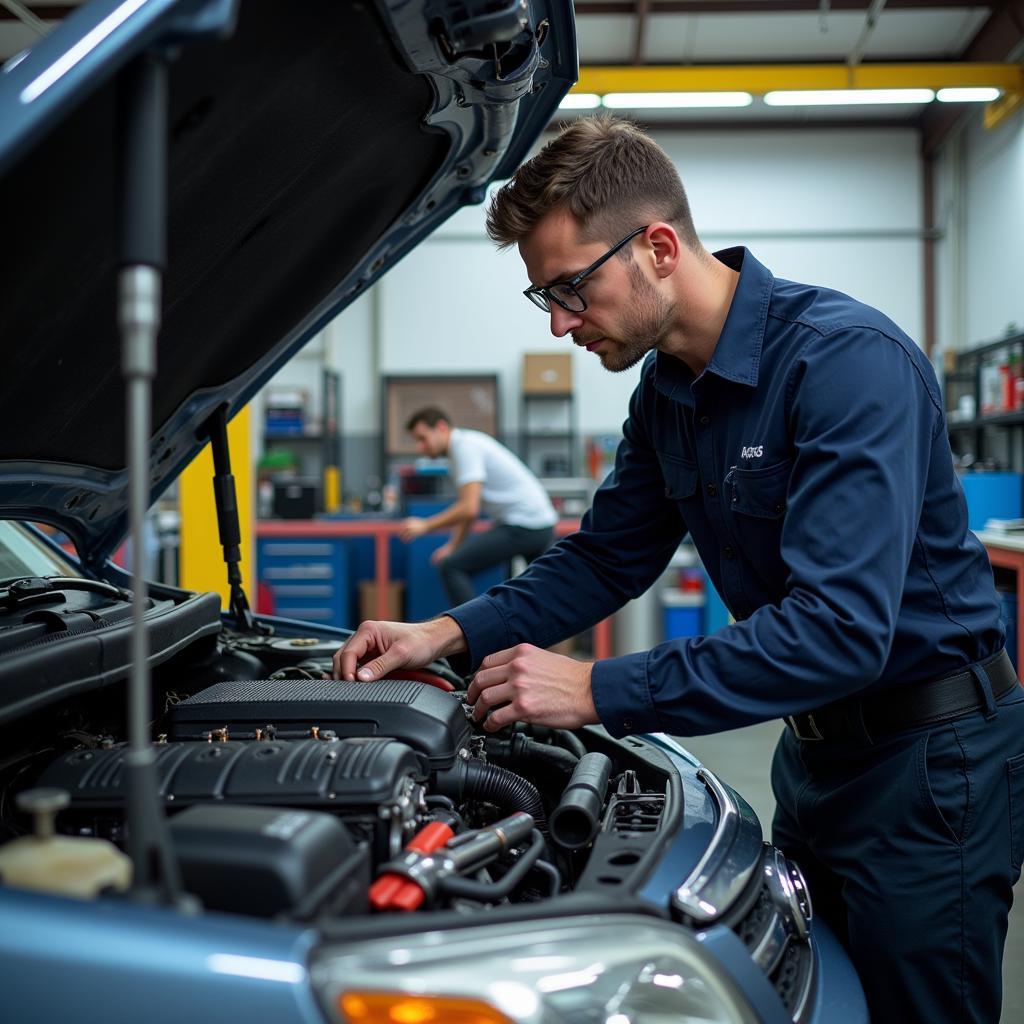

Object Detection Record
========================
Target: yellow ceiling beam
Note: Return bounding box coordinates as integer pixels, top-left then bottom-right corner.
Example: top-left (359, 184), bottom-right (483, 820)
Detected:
top-left (576, 63), bottom-right (1023, 95)
top-left (984, 89), bottom-right (1024, 130)
top-left (575, 64), bottom-right (1023, 131)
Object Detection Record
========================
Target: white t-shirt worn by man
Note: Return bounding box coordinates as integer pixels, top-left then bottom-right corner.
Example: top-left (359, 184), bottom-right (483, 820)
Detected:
top-left (447, 428), bottom-right (558, 530)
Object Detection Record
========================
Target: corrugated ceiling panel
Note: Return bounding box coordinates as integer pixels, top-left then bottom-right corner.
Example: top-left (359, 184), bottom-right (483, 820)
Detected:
top-left (577, 8), bottom-right (991, 63)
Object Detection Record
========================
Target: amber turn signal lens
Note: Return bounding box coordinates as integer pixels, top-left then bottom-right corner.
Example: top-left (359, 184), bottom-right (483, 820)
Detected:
top-left (339, 992), bottom-right (514, 1024)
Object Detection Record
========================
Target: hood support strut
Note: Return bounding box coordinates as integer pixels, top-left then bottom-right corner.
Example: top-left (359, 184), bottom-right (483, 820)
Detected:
top-left (118, 51), bottom-right (188, 909)
top-left (206, 404), bottom-right (267, 635)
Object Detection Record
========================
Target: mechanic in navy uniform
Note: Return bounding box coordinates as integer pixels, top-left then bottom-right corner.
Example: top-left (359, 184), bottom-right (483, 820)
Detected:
top-left (335, 115), bottom-right (1024, 1023)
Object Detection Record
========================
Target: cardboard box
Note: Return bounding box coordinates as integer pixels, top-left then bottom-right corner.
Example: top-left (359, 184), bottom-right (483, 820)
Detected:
top-left (359, 581), bottom-right (404, 622)
top-left (523, 352), bottom-right (572, 394)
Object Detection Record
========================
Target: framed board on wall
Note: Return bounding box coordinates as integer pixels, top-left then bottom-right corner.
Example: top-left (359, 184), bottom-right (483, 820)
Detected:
top-left (383, 375), bottom-right (500, 457)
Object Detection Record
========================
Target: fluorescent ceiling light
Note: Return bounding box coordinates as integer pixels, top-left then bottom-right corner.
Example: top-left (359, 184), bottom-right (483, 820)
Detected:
top-left (937, 87), bottom-right (1002, 103)
top-left (764, 88), bottom-right (935, 106)
top-left (559, 93), bottom-right (601, 110)
top-left (21, 0), bottom-right (150, 103)
top-left (602, 91), bottom-right (753, 109)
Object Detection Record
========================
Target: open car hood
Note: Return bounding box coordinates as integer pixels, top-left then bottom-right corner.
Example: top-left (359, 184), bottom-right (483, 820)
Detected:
top-left (0, 0), bottom-right (576, 568)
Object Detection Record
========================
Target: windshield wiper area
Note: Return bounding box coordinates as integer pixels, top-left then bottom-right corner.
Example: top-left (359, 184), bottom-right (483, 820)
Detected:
top-left (0, 576), bottom-right (131, 609)
top-left (0, 576), bottom-right (140, 656)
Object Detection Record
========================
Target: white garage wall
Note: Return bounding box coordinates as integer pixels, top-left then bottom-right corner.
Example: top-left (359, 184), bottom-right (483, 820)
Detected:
top-left (934, 110), bottom-right (1024, 352)
top-left (262, 125), bottom-right (928, 488)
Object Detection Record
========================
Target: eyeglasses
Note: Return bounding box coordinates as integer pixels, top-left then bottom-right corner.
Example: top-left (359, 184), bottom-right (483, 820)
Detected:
top-left (523, 226), bottom-right (649, 314)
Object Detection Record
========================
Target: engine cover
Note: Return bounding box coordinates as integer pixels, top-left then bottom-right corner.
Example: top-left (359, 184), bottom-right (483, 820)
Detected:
top-left (168, 678), bottom-right (471, 769)
top-left (37, 737), bottom-right (423, 812)
top-left (167, 803), bottom-right (369, 919)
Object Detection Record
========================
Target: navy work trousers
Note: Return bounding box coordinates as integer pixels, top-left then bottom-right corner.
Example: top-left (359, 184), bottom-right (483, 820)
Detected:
top-left (772, 681), bottom-right (1024, 1023)
top-left (438, 524), bottom-right (554, 608)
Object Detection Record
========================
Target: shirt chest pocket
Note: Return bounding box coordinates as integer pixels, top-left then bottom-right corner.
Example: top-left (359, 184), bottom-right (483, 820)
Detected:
top-left (658, 453), bottom-right (699, 503)
top-left (727, 459), bottom-right (791, 584)
top-left (729, 459), bottom-right (790, 518)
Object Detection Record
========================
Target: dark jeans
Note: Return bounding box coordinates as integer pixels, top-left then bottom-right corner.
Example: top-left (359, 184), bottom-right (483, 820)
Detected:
top-left (771, 679), bottom-right (1024, 1024)
top-left (438, 523), bottom-right (554, 607)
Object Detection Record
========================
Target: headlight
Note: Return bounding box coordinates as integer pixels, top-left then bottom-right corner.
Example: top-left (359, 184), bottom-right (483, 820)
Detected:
top-left (312, 914), bottom-right (760, 1024)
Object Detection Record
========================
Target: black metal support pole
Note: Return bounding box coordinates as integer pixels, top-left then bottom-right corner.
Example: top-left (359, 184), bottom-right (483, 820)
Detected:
top-left (119, 55), bottom-right (167, 269)
top-left (117, 52), bottom-right (186, 906)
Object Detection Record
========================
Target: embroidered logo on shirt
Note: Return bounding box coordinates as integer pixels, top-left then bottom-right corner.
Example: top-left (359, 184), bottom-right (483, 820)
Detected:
top-left (740, 445), bottom-right (764, 459)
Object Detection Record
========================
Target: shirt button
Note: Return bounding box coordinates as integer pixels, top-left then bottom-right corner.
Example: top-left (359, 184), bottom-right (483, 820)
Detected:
top-left (774, 503), bottom-right (784, 514)
top-left (699, 415), bottom-right (710, 426)
top-left (622, 717), bottom-right (634, 731)
top-left (723, 546), bottom-right (735, 559)
top-left (706, 483), bottom-right (717, 497)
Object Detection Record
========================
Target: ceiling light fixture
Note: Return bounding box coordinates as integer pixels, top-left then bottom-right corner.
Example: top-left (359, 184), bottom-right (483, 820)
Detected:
top-left (558, 93), bottom-right (601, 110)
top-left (936, 87), bottom-right (1002, 103)
top-left (601, 91), bottom-right (753, 109)
top-left (763, 88), bottom-right (935, 106)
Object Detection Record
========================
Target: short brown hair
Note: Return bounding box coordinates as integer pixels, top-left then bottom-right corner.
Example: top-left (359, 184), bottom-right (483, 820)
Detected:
top-left (486, 115), bottom-right (699, 251)
top-left (406, 406), bottom-right (450, 432)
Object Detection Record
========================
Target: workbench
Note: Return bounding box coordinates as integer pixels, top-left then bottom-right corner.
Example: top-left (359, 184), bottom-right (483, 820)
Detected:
top-left (255, 517), bottom-right (612, 659)
top-left (977, 529), bottom-right (1024, 671)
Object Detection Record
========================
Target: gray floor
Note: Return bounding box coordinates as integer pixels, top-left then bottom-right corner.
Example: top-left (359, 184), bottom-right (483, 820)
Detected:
top-left (672, 721), bottom-right (1023, 1023)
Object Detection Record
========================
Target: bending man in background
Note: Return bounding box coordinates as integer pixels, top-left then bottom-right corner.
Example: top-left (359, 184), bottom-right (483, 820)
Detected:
top-left (400, 406), bottom-right (557, 606)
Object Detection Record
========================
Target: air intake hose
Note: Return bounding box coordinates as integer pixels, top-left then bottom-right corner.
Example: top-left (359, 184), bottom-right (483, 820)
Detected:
top-left (549, 752), bottom-right (612, 850)
top-left (484, 734), bottom-right (579, 782)
top-left (435, 759), bottom-right (547, 835)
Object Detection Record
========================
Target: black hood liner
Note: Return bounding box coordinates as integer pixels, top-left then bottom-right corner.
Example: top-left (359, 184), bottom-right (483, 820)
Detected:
top-left (0, 0), bottom-right (447, 471)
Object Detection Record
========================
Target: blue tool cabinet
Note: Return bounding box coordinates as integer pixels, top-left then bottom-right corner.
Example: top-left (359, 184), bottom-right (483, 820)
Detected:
top-left (256, 538), bottom-right (350, 625)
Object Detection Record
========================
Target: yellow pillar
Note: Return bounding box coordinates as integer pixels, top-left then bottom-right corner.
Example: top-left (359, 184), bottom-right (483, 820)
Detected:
top-left (323, 464), bottom-right (341, 513)
top-left (179, 405), bottom-right (253, 608)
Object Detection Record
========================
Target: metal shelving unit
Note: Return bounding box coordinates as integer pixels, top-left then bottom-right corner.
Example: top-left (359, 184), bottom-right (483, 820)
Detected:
top-left (946, 331), bottom-right (1024, 469)
top-left (261, 369), bottom-right (343, 510)
top-left (520, 391), bottom-right (576, 478)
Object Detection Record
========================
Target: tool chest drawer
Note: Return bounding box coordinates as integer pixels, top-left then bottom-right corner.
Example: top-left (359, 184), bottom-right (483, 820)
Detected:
top-left (256, 539), bottom-right (350, 626)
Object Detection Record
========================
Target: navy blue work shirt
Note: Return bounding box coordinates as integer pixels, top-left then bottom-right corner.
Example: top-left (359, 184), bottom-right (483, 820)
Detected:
top-left (449, 247), bottom-right (1002, 737)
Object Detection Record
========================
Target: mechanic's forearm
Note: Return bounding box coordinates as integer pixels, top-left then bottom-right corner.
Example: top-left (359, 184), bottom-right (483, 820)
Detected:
top-left (429, 614), bottom-right (469, 659)
top-left (426, 502), bottom-right (476, 532)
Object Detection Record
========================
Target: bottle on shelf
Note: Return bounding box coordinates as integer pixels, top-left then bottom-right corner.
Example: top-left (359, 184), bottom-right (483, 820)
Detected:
top-left (981, 357), bottom-right (1002, 415)
top-left (1001, 353), bottom-right (1015, 412)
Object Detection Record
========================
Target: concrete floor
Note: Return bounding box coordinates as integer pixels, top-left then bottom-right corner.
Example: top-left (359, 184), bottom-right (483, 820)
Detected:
top-left (672, 721), bottom-right (1024, 1023)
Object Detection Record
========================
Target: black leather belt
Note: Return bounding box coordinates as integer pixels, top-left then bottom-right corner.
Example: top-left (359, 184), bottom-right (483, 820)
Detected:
top-left (785, 648), bottom-right (1020, 743)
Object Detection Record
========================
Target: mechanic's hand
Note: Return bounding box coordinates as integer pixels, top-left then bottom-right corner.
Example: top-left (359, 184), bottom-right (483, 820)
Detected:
top-left (466, 644), bottom-right (600, 732)
top-left (333, 616), bottom-right (466, 682)
top-left (430, 541), bottom-right (455, 566)
top-left (399, 517), bottom-right (429, 543)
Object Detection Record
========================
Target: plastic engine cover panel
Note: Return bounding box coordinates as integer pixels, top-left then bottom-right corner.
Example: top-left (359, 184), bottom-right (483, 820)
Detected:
top-left (167, 803), bottom-right (369, 918)
top-left (168, 678), bottom-right (471, 769)
top-left (38, 737), bottom-right (423, 811)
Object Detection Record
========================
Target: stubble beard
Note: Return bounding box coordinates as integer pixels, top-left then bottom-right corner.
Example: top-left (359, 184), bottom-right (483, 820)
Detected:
top-left (576, 263), bottom-right (676, 373)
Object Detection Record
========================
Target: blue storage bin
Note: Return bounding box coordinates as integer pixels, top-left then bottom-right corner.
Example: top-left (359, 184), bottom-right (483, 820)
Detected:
top-left (662, 591), bottom-right (703, 641)
top-left (959, 472), bottom-right (1023, 531)
top-left (701, 568), bottom-right (732, 635)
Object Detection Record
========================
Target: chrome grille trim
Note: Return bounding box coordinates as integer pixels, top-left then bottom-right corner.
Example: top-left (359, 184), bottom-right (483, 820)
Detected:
top-left (672, 766), bottom-right (764, 924)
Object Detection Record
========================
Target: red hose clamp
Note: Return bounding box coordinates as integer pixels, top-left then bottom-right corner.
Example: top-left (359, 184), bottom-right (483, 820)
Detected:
top-left (368, 820), bottom-right (454, 911)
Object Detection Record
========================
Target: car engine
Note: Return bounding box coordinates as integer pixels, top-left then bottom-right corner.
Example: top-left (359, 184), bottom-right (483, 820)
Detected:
top-left (0, 572), bottom-right (825, 1020)
top-left (0, 626), bottom-right (675, 923)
